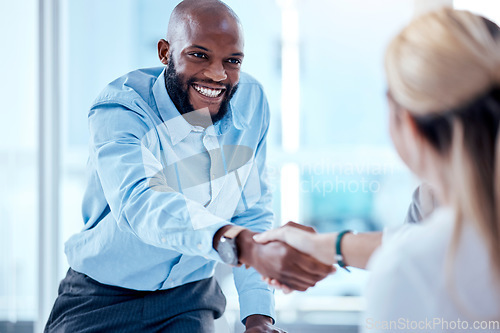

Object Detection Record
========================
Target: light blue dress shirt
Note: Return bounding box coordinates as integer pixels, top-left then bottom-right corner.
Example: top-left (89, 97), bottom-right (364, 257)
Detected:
top-left (65, 67), bottom-right (275, 322)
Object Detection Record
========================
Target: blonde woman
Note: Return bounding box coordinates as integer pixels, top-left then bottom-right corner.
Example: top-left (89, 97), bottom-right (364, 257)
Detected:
top-left (255, 8), bottom-right (500, 331)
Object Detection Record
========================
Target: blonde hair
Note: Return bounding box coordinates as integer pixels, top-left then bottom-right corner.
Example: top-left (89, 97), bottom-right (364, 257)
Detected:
top-left (385, 7), bottom-right (500, 289)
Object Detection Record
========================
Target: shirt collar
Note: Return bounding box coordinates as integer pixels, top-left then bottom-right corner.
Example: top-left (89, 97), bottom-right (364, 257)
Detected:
top-left (152, 68), bottom-right (248, 145)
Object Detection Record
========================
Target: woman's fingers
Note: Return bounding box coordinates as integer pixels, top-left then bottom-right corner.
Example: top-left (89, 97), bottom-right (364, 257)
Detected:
top-left (253, 228), bottom-right (286, 243)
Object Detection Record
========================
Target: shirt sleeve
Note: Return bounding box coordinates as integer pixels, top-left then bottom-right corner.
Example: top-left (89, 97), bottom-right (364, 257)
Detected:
top-left (88, 103), bottom-right (229, 260)
top-left (229, 95), bottom-right (276, 324)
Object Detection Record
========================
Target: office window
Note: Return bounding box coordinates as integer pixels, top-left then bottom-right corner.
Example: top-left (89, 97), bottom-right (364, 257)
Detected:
top-left (269, 0), bottom-right (417, 330)
top-left (0, 0), bottom-right (37, 331)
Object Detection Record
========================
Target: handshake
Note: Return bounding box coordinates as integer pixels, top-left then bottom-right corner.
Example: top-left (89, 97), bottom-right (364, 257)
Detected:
top-left (214, 222), bottom-right (342, 293)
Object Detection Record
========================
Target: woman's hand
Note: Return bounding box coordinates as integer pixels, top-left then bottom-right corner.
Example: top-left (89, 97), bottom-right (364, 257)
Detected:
top-left (253, 222), bottom-right (338, 267)
top-left (252, 222), bottom-right (337, 293)
top-left (236, 227), bottom-right (336, 292)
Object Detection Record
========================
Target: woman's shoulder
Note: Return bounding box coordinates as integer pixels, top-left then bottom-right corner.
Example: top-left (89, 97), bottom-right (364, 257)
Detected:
top-left (375, 207), bottom-right (455, 266)
top-left (365, 207), bottom-right (500, 326)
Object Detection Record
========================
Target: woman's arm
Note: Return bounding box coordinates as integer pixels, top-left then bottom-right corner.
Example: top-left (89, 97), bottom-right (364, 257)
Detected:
top-left (254, 225), bottom-right (382, 269)
top-left (340, 231), bottom-right (382, 269)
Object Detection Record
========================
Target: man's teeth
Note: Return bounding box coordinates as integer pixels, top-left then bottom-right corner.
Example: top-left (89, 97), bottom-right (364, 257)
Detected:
top-left (193, 85), bottom-right (223, 98)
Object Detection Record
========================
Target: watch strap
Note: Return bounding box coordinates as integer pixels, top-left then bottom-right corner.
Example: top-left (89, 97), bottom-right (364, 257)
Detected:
top-left (335, 230), bottom-right (354, 272)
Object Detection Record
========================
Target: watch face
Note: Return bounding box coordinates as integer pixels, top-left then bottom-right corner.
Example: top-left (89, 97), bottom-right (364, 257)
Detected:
top-left (218, 237), bottom-right (239, 266)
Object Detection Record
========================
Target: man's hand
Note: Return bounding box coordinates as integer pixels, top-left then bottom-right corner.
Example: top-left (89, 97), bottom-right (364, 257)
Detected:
top-left (236, 229), bottom-right (335, 292)
top-left (244, 315), bottom-right (286, 333)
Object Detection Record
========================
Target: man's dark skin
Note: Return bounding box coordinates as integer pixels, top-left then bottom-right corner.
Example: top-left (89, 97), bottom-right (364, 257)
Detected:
top-left (157, 1), bottom-right (334, 332)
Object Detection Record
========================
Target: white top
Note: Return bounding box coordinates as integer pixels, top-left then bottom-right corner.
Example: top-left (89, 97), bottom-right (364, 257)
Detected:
top-left (363, 208), bottom-right (500, 332)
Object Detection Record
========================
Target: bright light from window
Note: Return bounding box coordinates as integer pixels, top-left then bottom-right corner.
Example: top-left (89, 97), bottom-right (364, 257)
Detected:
top-left (279, 0), bottom-right (300, 153)
top-left (280, 163), bottom-right (300, 225)
top-left (454, 0), bottom-right (500, 24)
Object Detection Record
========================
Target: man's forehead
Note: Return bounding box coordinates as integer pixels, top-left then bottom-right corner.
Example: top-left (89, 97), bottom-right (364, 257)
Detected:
top-left (167, 1), bottom-right (243, 42)
top-left (170, 11), bottom-right (244, 48)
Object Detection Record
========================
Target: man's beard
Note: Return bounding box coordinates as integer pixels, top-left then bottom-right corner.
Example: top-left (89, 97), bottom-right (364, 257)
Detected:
top-left (164, 56), bottom-right (238, 124)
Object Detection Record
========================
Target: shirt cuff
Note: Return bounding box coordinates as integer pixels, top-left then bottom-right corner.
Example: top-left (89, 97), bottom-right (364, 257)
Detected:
top-left (200, 222), bottom-right (235, 262)
top-left (238, 288), bottom-right (276, 324)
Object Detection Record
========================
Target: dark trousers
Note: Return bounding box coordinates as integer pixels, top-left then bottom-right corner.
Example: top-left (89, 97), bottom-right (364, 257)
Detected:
top-left (44, 268), bottom-right (226, 333)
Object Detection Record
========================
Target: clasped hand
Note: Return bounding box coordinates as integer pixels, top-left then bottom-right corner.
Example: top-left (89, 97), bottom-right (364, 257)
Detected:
top-left (239, 222), bottom-right (336, 293)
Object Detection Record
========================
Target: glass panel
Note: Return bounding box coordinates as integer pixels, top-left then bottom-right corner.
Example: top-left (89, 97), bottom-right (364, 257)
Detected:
top-left (298, 0), bottom-right (413, 148)
top-left (0, 0), bottom-right (37, 329)
top-left (272, 0), bottom-right (418, 329)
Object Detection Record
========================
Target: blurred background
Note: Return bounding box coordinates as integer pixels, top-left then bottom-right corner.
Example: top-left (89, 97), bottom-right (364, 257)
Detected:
top-left (1, 0), bottom-right (498, 332)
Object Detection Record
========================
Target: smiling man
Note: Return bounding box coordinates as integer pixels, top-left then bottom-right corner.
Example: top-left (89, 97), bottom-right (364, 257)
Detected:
top-left (160, 1), bottom-right (243, 123)
top-left (44, 1), bottom-right (333, 332)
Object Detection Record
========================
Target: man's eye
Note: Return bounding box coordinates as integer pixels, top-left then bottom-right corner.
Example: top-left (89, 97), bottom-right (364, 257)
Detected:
top-left (227, 58), bottom-right (241, 65)
top-left (191, 53), bottom-right (208, 59)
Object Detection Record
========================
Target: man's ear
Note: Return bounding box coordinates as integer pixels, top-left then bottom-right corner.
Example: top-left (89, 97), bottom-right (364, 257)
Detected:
top-left (158, 39), bottom-right (170, 65)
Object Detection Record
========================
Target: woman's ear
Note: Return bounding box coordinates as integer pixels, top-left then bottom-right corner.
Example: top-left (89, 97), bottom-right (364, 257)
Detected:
top-left (396, 109), bottom-right (429, 174)
top-left (401, 109), bottom-right (440, 180)
top-left (157, 39), bottom-right (170, 65)
top-left (401, 109), bottom-right (420, 141)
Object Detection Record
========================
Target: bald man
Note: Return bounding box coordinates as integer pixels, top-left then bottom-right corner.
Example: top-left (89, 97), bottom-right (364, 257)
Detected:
top-left (44, 1), bottom-right (333, 332)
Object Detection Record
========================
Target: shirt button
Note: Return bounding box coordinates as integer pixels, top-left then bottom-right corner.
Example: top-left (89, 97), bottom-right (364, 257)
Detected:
top-left (197, 243), bottom-right (203, 250)
top-left (161, 237), bottom-right (166, 243)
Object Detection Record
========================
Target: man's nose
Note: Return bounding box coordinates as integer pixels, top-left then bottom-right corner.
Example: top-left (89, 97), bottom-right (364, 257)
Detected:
top-left (204, 62), bottom-right (227, 82)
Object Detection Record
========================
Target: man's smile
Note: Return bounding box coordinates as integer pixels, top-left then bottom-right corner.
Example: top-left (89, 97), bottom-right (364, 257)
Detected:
top-left (191, 83), bottom-right (226, 99)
